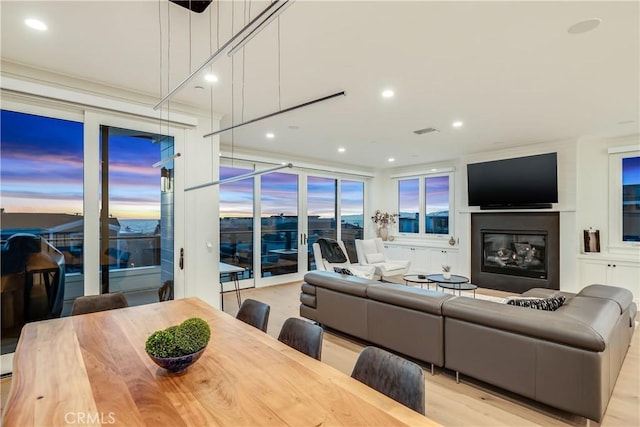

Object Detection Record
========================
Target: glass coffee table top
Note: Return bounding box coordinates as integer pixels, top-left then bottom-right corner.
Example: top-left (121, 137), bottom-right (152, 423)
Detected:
top-left (403, 274), bottom-right (433, 289)
top-left (425, 274), bottom-right (477, 297)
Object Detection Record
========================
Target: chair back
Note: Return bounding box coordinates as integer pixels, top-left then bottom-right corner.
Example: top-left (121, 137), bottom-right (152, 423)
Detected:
top-left (277, 317), bottom-right (323, 360)
top-left (236, 298), bottom-right (270, 332)
top-left (313, 240), bottom-right (351, 271)
top-left (351, 346), bottom-right (425, 414)
top-left (71, 292), bottom-right (129, 316)
top-left (158, 280), bottom-right (174, 302)
top-left (355, 238), bottom-right (386, 264)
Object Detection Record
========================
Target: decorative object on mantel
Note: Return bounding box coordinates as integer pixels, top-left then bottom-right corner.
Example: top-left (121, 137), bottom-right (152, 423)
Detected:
top-left (371, 210), bottom-right (398, 241)
top-left (583, 228), bottom-right (601, 253)
top-left (442, 265), bottom-right (451, 280)
top-left (145, 317), bottom-right (211, 373)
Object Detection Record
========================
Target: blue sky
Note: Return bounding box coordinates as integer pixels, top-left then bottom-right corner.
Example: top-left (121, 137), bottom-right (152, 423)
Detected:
top-left (623, 157), bottom-right (640, 185)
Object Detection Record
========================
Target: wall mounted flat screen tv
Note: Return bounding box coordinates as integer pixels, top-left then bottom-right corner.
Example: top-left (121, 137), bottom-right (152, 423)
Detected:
top-left (467, 152), bottom-right (558, 209)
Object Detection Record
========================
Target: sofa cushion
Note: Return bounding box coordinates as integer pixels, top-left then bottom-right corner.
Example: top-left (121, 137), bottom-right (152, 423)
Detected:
top-left (505, 296), bottom-right (566, 311)
top-left (301, 282), bottom-right (316, 295)
top-left (366, 283), bottom-right (453, 315)
top-left (333, 267), bottom-right (353, 275)
top-left (300, 293), bottom-right (317, 308)
top-left (442, 297), bottom-right (618, 351)
top-left (303, 271), bottom-right (372, 297)
top-left (578, 284), bottom-right (633, 314)
top-left (521, 288), bottom-right (576, 300)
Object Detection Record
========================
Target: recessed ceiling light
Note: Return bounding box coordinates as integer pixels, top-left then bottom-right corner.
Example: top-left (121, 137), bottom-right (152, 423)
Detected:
top-left (568, 18), bottom-right (601, 35)
top-left (618, 120), bottom-right (635, 125)
top-left (266, 133), bottom-right (275, 139)
top-left (338, 147), bottom-right (346, 153)
top-left (194, 85), bottom-right (204, 90)
top-left (288, 125), bottom-right (299, 130)
top-left (204, 73), bottom-right (218, 82)
top-left (388, 157), bottom-right (395, 162)
top-left (25, 18), bottom-right (47, 31)
top-left (452, 121), bottom-right (464, 128)
top-left (381, 89), bottom-right (395, 99)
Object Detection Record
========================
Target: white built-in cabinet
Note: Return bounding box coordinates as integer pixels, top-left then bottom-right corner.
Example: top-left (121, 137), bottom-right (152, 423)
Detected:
top-left (578, 255), bottom-right (640, 302)
top-left (383, 242), bottom-right (460, 275)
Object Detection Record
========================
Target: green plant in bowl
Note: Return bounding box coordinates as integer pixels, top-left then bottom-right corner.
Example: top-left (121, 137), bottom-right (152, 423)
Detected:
top-left (146, 317), bottom-right (211, 373)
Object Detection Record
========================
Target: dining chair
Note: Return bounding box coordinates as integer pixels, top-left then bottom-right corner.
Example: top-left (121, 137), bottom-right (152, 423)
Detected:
top-left (70, 292), bottom-right (129, 316)
top-left (277, 317), bottom-right (324, 360)
top-left (236, 298), bottom-right (270, 332)
top-left (158, 279), bottom-right (174, 302)
top-left (351, 346), bottom-right (425, 414)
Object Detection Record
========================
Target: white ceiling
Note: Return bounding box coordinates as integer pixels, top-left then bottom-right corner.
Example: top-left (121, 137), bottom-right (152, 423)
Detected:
top-left (1, 1), bottom-right (638, 170)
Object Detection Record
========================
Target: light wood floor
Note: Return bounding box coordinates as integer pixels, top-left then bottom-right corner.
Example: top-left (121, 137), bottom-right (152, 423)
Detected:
top-left (222, 281), bottom-right (639, 427)
top-left (2, 283), bottom-right (638, 426)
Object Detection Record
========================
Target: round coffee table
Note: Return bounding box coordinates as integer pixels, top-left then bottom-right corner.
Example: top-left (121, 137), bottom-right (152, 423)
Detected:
top-left (426, 274), bottom-right (477, 297)
top-left (403, 274), bottom-right (433, 289)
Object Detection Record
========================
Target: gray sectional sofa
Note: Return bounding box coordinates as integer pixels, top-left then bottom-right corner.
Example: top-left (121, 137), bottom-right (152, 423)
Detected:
top-left (299, 271), bottom-right (637, 422)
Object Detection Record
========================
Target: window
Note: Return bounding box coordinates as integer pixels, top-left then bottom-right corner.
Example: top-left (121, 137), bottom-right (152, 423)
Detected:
top-left (398, 173), bottom-right (453, 236)
top-left (622, 156), bottom-right (640, 242)
top-left (425, 175), bottom-right (450, 234)
top-left (0, 109), bottom-right (83, 355)
top-left (609, 149), bottom-right (640, 248)
top-left (398, 178), bottom-right (419, 233)
top-left (340, 180), bottom-right (364, 262)
top-left (219, 165), bottom-right (255, 279)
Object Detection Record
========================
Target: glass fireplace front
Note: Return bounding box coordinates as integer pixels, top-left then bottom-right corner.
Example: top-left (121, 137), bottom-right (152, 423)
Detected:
top-left (482, 231), bottom-right (547, 279)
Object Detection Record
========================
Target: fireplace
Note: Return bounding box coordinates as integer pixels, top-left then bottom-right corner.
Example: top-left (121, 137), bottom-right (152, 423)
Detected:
top-left (471, 212), bottom-right (559, 293)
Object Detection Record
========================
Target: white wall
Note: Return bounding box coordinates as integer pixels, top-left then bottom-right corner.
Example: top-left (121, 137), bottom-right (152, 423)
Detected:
top-left (379, 140), bottom-right (581, 291)
top-left (576, 134), bottom-right (640, 255)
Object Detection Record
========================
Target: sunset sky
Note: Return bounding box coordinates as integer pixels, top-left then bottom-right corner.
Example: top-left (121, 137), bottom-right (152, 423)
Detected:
top-left (1, 110), bottom-right (367, 222)
top-left (0, 110), bottom-right (161, 219)
top-left (3, 110), bottom-right (636, 223)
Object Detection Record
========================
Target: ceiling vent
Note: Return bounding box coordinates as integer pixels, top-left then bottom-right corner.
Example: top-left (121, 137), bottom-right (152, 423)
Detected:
top-left (413, 127), bottom-right (440, 135)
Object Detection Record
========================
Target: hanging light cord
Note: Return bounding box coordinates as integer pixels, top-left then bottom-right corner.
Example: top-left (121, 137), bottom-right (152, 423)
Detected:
top-left (277, 12), bottom-right (281, 110)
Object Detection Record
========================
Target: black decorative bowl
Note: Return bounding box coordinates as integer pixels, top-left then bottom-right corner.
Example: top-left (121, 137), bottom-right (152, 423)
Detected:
top-left (147, 347), bottom-right (207, 374)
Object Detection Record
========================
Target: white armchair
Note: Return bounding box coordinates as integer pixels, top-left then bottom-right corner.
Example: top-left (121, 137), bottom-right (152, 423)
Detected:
top-left (312, 238), bottom-right (376, 279)
top-left (355, 238), bottom-right (410, 281)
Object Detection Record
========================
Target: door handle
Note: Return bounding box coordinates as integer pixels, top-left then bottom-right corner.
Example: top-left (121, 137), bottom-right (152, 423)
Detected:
top-left (179, 248), bottom-right (184, 270)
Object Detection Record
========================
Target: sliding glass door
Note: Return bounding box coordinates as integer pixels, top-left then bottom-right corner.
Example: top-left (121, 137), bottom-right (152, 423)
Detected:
top-left (99, 126), bottom-right (174, 305)
top-left (218, 164), bottom-right (366, 286)
top-left (260, 171), bottom-right (299, 278)
top-left (307, 177), bottom-right (337, 270)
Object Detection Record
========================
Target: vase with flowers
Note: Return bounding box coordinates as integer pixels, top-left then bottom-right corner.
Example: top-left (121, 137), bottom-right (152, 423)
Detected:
top-left (371, 210), bottom-right (398, 241)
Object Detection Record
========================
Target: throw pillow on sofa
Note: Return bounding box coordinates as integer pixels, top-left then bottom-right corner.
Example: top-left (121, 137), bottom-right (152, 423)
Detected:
top-left (333, 267), bottom-right (354, 275)
top-left (505, 295), bottom-right (566, 311)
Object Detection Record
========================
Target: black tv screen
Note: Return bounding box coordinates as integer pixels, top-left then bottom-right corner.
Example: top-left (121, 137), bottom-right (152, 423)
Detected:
top-left (467, 153), bottom-right (558, 208)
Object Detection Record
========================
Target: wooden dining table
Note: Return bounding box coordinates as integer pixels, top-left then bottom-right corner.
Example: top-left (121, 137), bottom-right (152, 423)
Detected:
top-left (2, 297), bottom-right (439, 426)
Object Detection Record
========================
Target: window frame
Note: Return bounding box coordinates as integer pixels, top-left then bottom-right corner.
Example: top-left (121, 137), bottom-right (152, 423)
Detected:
top-left (608, 147), bottom-right (640, 250)
top-left (396, 171), bottom-right (454, 238)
